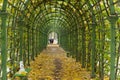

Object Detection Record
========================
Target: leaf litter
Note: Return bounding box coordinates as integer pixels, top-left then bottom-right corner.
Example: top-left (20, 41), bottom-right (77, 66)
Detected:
top-left (28, 45), bottom-right (91, 80)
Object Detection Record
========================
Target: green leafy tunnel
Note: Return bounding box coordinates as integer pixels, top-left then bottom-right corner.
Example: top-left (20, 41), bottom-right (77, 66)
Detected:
top-left (0, 0), bottom-right (120, 80)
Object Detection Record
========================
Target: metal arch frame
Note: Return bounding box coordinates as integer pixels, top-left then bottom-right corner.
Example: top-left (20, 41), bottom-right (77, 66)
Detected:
top-left (0, 0), bottom-right (120, 80)
top-left (32, 14), bottom-right (75, 34)
top-left (7, 0), bottom-right (81, 33)
top-left (39, 19), bottom-right (68, 30)
top-left (34, 10), bottom-right (75, 25)
top-left (7, 0), bottom-right (112, 27)
top-left (33, 15), bottom-right (74, 35)
top-left (31, 3), bottom-right (80, 27)
top-left (35, 11), bottom-right (72, 27)
top-left (24, 0), bottom-right (81, 28)
top-left (37, 18), bottom-right (70, 34)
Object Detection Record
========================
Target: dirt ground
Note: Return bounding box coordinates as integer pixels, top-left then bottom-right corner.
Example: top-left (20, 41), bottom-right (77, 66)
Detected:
top-left (28, 44), bottom-right (91, 80)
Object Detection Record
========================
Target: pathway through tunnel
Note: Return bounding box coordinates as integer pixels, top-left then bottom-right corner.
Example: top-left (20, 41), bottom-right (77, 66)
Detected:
top-left (27, 44), bottom-right (91, 80)
top-left (0, 0), bottom-right (120, 80)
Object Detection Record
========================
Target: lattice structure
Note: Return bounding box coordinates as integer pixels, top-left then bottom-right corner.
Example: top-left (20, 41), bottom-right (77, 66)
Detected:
top-left (0, 0), bottom-right (120, 80)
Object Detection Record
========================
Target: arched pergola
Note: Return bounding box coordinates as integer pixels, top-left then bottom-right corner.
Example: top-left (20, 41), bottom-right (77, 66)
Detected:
top-left (0, 0), bottom-right (120, 80)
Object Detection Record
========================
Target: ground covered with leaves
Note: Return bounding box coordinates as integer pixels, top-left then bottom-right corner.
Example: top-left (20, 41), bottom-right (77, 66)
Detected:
top-left (28, 45), bottom-right (90, 80)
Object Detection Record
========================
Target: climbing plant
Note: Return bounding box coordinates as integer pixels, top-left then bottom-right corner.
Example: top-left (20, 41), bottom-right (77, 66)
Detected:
top-left (0, 0), bottom-right (120, 80)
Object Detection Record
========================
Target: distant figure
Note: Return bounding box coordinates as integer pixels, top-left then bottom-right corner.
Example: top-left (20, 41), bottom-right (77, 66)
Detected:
top-left (49, 39), bottom-right (54, 44)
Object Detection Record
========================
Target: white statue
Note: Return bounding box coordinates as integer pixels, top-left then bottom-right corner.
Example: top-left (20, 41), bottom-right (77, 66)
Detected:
top-left (19, 61), bottom-right (25, 72)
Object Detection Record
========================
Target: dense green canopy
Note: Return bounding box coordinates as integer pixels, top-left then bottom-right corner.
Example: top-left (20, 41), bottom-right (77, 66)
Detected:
top-left (6, 0), bottom-right (118, 34)
top-left (0, 0), bottom-right (120, 80)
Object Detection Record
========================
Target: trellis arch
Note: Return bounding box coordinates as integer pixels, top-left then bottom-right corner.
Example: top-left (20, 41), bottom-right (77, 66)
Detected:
top-left (0, 0), bottom-right (120, 80)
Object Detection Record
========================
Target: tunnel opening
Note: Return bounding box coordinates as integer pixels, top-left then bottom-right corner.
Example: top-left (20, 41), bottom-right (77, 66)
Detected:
top-left (48, 32), bottom-right (58, 44)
